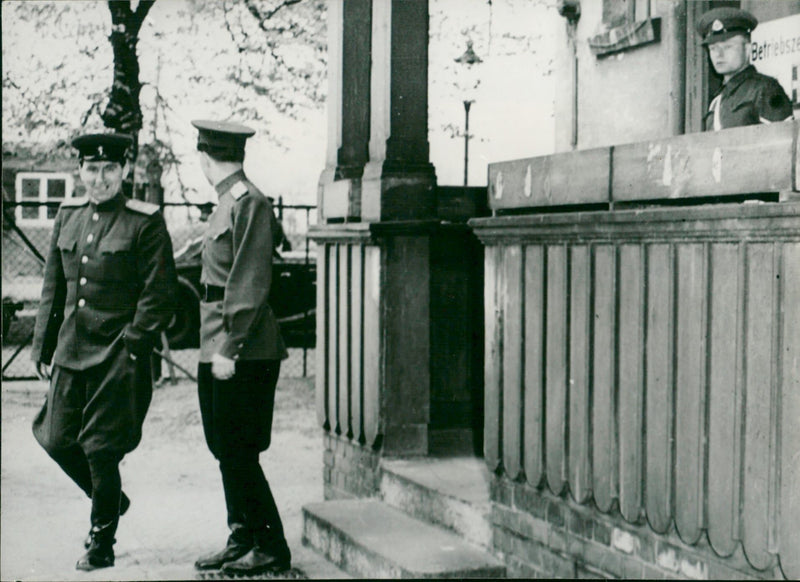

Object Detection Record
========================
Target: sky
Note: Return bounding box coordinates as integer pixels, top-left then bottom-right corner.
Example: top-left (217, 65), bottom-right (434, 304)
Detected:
top-left (2, 0), bottom-right (563, 205)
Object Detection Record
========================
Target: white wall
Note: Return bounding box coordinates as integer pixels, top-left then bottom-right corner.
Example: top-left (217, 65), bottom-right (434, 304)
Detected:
top-left (428, 0), bottom-right (561, 187)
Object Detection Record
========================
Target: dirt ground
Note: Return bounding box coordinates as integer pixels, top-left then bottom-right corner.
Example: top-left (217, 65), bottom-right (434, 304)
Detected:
top-left (0, 376), bottom-right (348, 581)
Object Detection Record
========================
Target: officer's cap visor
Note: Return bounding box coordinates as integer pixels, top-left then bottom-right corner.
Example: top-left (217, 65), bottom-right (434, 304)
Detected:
top-left (702, 28), bottom-right (750, 46)
top-left (71, 134), bottom-right (132, 163)
top-left (191, 119), bottom-right (254, 152)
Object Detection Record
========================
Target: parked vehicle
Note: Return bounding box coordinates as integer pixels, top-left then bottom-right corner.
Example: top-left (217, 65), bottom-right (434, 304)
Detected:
top-left (166, 235), bottom-right (316, 350)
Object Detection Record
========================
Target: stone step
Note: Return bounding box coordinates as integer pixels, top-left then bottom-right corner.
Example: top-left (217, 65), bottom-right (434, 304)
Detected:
top-left (302, 499), bottom-right (505, 579)
top-left (380, 457), bottom-right (493, 548)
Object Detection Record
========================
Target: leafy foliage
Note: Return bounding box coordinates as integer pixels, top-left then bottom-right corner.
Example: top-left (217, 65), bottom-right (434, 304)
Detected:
top-left (2, 0), bottom-right (327, 201)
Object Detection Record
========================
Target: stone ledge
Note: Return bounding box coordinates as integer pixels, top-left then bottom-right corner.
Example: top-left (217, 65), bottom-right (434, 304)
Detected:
top-left (488, 121), bottom-right (799, 210)
top-left (303, 499), bottom-right (505, 579)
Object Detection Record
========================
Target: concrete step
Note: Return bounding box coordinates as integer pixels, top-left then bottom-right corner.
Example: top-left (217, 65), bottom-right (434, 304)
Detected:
top-left (302, 499), bottom-right (505, 579)
top-left (380, 457), bottom-right (493, 548)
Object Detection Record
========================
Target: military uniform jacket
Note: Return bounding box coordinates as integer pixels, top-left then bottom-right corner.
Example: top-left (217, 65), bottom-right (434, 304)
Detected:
top-left (31, 194), bottom-right (178, 370)
top-left (705, 65), bottom-right (793, 131)
top-left (199, 170), bottom-right (287, 363)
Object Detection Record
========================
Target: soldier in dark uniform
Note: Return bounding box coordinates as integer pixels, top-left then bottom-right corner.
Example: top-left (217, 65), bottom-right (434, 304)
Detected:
top-left (30, 133), bottom-right (178, 571)
top-left (697, 7), bottom-right (793, 131)
top-left (190, 120), bottom-right (291, 576)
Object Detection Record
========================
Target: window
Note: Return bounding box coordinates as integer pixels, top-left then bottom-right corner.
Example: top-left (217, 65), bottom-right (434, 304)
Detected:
top-left (14, 172), bottom-right (74, 224)
top-left (589, 0), bottom-right (661, 57)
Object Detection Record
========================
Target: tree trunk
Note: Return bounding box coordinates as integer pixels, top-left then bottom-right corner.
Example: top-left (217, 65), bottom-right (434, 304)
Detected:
top-left (102, 0), bottom-right (155, 198)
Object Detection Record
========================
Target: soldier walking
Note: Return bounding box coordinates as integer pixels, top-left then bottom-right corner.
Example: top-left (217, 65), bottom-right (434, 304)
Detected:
top-left (190, 120), bottom-right (291, 576)
top-left (30, 133), bottom-right (178, 570)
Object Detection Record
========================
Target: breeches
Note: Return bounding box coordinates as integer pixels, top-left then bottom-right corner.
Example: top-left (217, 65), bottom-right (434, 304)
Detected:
top-left (33, 345), bottom-right (153, 459)
top-left (32, 346), bottom-right (152, 528)
top-left (198, 360), bottom-right (284, 537)
top-left (197, 359), bottom-right (280, 459)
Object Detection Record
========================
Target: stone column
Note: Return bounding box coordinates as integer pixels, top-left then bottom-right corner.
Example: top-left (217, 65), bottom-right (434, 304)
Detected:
top-left (318, 0), bottom-right (372, 220)
top-left (312, 0), bottom-right (488, 500)
top-left (362, 0), bottom-right (436, 221)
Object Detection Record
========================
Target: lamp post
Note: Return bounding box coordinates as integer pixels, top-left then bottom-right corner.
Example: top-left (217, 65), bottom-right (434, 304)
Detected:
top-left (454, 41), bottom-right (482, 187)
top-left (462, 99), bottom-right (473, 188)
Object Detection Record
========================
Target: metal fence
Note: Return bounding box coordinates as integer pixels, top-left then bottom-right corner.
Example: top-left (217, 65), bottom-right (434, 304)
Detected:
top-left (2, 198), bottom-right (317, 382)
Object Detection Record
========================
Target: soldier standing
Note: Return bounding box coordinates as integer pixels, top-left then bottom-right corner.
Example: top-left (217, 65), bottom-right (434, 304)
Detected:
top-left (190, 120), bottom-right (291, 576)
top-left (31, 133), bottom-right (178, 571)
top-left (697, 7), bottom-right (793, 131)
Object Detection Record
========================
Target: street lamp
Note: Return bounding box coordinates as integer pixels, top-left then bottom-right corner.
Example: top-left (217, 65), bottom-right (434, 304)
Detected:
top-left (454, 41), bottom-right (482, 187)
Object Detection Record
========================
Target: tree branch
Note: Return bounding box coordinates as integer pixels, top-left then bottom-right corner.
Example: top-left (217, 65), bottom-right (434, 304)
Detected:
top-left (130, 0), bottom-right (156, 34)
top-left (243, 0), bottom-right (302, 32)
top-left (222, 0), bottom-right (248, 50)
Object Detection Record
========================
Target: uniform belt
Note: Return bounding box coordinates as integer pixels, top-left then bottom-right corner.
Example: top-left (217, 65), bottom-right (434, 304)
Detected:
top-left (202, 284), bottom-right (225, 302)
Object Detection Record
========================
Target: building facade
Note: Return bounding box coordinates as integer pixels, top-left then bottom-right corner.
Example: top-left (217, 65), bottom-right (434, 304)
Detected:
top-left (305, 1), bottom-right (800, 578)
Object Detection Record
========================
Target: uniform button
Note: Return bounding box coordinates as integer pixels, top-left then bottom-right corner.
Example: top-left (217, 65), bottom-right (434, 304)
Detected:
top-left (78, 298), bottom-right (86, 307)
top-left (79, 277), bottom-right (87, 285)
top-left (92, 213), bottom-right (99, 221)
top-left (81, 256), bottom-right (89, 264)
top-left (87, 234), bottom-right (94, 243)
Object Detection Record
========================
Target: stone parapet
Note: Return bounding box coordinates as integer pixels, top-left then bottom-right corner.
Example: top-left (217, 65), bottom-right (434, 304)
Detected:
top-left (488, 121), bottom-right (799, 210)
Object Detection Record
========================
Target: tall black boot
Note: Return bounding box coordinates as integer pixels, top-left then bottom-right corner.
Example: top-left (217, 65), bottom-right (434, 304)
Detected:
top-left (221, 526), bottom-right (291, 575)
top-left (76, 522), bottom-right (115, 571)
top-left (195, 455), bottom-right (255, 571)
top-left (78, 452), bottom-right (121, 566)
top-left (83, 492), bottom-right (130, 549)
top-left (194, 523), bottom-right (253, 570)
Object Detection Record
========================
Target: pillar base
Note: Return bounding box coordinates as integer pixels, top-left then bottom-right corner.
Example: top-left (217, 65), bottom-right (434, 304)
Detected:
top-left (319, 168), bottom-right (362, 222)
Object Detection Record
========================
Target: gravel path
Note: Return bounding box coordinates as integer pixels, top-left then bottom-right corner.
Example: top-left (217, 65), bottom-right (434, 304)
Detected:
top-left (1, 377), bottom-right (348, 581)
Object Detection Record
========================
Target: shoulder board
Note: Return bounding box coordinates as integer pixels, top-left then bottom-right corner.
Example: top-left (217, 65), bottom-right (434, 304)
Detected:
top-left (61, 197), bottom-right (89, 208)
top-left (125, 198), bottom-right (159, 215)
top-left (229, 181), bottom-right (250, 200)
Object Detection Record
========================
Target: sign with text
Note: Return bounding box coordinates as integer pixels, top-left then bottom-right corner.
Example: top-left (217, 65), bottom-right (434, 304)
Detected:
top-left (749, 12), bottom-right (800, 115)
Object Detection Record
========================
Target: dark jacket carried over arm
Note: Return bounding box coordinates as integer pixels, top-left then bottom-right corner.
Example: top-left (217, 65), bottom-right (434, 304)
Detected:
top-left (123, 207), bottom-right (179, 356)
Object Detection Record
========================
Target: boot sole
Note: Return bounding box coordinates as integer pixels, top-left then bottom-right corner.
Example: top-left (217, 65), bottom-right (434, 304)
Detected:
top-left (76, 560), bottom-right (114, 571)
top-left (194, 561), bottom-right (237, 571)
top-left (194, 549), bottom-right (253, 571)
top-left (197, 569), bottom-right (298, 580)
top-left (220, 563), bottom-right (291, 576)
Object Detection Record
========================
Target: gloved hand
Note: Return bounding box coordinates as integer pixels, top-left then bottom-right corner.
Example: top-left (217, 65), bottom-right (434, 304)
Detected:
top-left (123, 327), bottom-right (155, 360)
top-left (35, 361), bottom-right (51, 381)
top-left (212, 352), bottom-right (236, 380)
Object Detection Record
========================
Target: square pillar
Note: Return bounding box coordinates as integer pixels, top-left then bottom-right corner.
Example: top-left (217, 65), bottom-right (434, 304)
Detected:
top-left (362, 0), bottom-right (436, 221)
top-left (312, 1), bottom-right (488, 499)
top-left (319, 0), bottom-right (373, 221)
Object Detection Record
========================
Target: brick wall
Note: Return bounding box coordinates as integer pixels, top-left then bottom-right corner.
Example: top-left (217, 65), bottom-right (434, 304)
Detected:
top-left (323, 433), bottom-right (380, 500)
top-left (489, 476), bottom-right (787, 580)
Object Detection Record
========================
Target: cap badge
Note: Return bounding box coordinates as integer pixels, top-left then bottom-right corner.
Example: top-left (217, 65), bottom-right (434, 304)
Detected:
top-left (97, 145), bottom-right (104, 156)
top-left (711, 19), bottom-right (724, 32)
